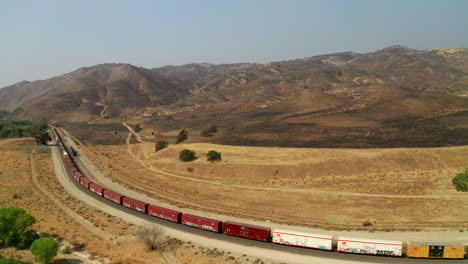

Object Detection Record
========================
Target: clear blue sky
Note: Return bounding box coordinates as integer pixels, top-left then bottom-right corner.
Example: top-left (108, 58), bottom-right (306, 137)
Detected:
top-left (1, 0), bottom-right (467, 88)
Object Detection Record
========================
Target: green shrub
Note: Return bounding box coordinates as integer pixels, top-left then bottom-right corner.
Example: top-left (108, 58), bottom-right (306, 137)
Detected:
top-left (30, 237), bottom-right (58, 264)
top-left (0, 207), bottom-right (36, 248)
top-left (452, 169), bottom-right (468, 192)
top-left (179, 149), bottom-right (196, 162)
top-left (176, 129), bottom-right (188, 143)
top-left (155, 141), bottom-right (169, 152)
top-left (61, 246), bottom-right (72, 254)
top-left (207, 150), bottom-right (222, 162)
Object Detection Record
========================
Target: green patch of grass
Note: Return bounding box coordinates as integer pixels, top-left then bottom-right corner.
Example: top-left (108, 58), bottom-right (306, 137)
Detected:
top-left (329, 215), bottom-right (351, 224)
top-left (320, 192), bottom-right (334, 198)
top-left (220, 181), bottom-right (236, 185)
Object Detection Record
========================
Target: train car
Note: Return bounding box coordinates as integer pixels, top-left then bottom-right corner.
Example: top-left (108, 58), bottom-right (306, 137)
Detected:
top-left (223, 221), bottom-right (270, 242)
top-left (182, 214), bottom-right (222, 233)
top-left (407, 242), bottom-right (465, 259)
top-left (72, 171), bottom-right (82, 181)
top-left (272, 229), bottom-right (333, 250)
top-left (103, 189), bottom-right (124, 204)
top-left (89, 182), bottom-right (105, 196)
top-left (147, 205), bottom-right (182, 223)
top-left (337, 237), bottom-right (403, 257)
top-left (122, 196), bottom-right (148, 213)
top-left (79, 177), bottom-right (92, 189)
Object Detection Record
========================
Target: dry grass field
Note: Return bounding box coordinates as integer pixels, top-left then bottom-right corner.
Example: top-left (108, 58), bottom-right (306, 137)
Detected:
top-left (81, 139), bottom-right (468, 230)
top-left (0, 138), bottom-right (255, 264)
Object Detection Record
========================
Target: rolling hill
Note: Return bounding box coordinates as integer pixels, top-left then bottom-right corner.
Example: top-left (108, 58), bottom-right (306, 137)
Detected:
top-left (1, 46), bottom-right (467, 147)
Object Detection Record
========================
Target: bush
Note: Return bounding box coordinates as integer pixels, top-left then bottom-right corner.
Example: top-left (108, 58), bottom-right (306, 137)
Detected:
top-left (176, 129), bottom-right (188, 143)
top-left (200, 125), bottom-right (218, 137)
top-left (207, 150), bottom-right (222, 162)
top-left (61, 246), bottom-right (72, 254)
top-left (0, 258), bottom-right (26, 264)
top-left (179, 149), bottom-right (196, 162)
top-left (0, 207), bottom-right (36, 248)
top-left (30, 237), bottom-right (58, 264)
top-left (155, 141), bottom-right (169, 152)
top-left (452, 169), bottom-right (468, 192)
top-left (362, 220), bottom-right (373, 227)
top-left (134, 123), bottom-right (143, 133)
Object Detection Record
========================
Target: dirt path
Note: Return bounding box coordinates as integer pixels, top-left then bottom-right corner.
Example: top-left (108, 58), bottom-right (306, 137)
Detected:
top-left (88, 103), bottom-right (109, 124)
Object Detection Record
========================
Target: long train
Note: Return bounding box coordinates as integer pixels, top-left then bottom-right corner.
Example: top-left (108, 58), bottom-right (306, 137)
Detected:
top-left (51, 127), bottom-right (467, 259)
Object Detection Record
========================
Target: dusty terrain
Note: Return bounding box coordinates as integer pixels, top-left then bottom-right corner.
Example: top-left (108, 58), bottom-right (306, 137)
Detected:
top-left (78, 129), bottom-right (468, 230)
top-left (0, 138), bottom-right (262, 264)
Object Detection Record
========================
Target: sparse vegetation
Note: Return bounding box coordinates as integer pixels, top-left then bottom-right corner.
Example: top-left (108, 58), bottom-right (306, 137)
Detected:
top-left (207, 150), bottom-right (222, 162)
top-left (452, 169), bottom-right (468, 192)
top-left (155, 140), bottom-right (169, 152)
top-left (30, 237), bottom-right (58, 264)
top-left (0, 119), bottom-right (47, 139)
top-left (61, 246), bottom-right (72, 254)
top-left (0, 207), bottom-right (38, 249)
top-left (134, 123), bottom-right (143, 133)
top-left (0, 258), bottom-right (26, 264)
top-left (363, 220), bottom-right (373, 227)
top-left (200, 125), bottom-right (217, 137)
top-left (34, 132), bottom-right (52, 146)
top-left (179, 149), bottom-right (196, 162)
top-left (176, 129), bottom-right (188, 143)
top-left (137, 225), bottom-right (164, 251)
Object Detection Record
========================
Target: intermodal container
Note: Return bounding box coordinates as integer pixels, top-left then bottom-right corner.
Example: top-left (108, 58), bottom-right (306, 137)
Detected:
top-left (182, 214), bottom-right (222, 233)
top-left (407, 242), bottom-right (465, 259)
top-left (272, 229), bottom-right (333, 250)
top-left (89, 182), bottom-right (105, 196)
top-left (337, 237), bottom-right (403, 257)
top-left (222, 221), bottom-right (270, 242)
top-left (79, 177), bottom-right (92, 189)
top-left (147, 205), bottom-right (182, 223)
top-left (122, 197), bottom-right (148, 213)
top-left (103, 189), bottom-right (123, 204)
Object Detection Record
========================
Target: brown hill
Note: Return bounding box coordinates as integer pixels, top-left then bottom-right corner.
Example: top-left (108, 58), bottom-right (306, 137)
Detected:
top-left (0, 64), bottom-right (188, 122)
top-left (1, 46), bottom-right (467, 147)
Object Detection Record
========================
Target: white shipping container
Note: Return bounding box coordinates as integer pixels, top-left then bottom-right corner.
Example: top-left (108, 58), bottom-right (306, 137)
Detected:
top-left (337, 237), bottom-right (403, 256)
top-left (272, 229), bottom-right (333, 250)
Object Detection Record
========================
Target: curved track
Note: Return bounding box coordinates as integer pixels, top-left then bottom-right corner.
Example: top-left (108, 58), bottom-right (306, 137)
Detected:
top-left (50, 134), bottom-right (467, 263)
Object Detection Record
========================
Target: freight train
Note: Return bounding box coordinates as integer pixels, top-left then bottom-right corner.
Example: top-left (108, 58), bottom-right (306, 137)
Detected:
top-left (51, 127), bottom-right (467, 260)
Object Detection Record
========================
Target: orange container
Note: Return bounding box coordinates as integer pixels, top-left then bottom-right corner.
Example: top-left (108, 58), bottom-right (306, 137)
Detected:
top-left (407, 242), bottom-right (465, 259)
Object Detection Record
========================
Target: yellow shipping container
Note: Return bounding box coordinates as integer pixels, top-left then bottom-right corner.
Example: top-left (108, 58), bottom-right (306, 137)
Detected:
top-left (407, 242), bottom-right (465, 259)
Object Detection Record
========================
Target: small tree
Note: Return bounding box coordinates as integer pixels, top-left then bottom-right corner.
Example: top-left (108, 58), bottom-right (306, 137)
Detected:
top-left (30, 237), bottom-right (58, 264)
top-left (134, 123), bottom-right (143, 133)
top-left (0, 207), bottom-right (36, 248)
top-left (452, 169), bottom-right (468, 192)
top-left (137, 225), bottom-right (164, 251)
top-left (207, 150), bottom-right (222, 162)
top-left (155, 141), bottom-right (169, 152)
top-left (179, 149), bottom-right (196, 162)
top-left (34, 132), bottom-right (52, 145)
top-left (176, 129), bottom-right (188, 143)
top-left (200, 125), bottom-right (218, 137)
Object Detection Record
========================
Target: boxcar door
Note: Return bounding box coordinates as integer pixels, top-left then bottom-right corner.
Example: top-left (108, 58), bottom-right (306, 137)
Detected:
top-left (429, 246), bottom-right (444, 258)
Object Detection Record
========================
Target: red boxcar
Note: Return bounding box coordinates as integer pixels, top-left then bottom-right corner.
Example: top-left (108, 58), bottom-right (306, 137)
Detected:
top-left (122, 197), bottom-right (148, 213)
top-left (69, 166), bottom-right (78, 173)
top-left (182, 214), bottom-right (222, 233)
top-left (223, 221), bottom-right (270, 242)
top-left (103, 189), bottom-right (123, 204)
top-left (79, 177), bottom-right (92, 188)
top-left (72, 171), bottom-right (82, 181)
top-left (148, 205), bottom-right (182, 223)
top-left (89, 182), bottom-right (105, 196)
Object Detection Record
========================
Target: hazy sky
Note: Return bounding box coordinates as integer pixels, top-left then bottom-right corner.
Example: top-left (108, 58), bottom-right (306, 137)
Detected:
top-left (1, 0), bottom-right (467, 88)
